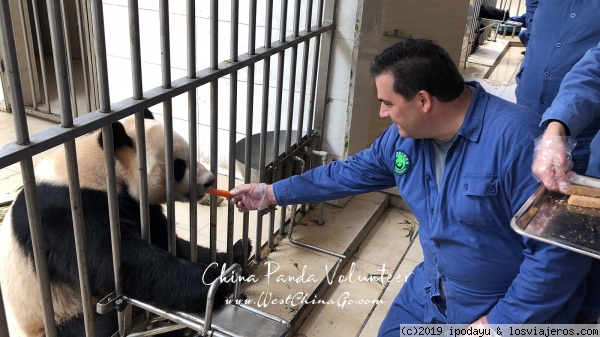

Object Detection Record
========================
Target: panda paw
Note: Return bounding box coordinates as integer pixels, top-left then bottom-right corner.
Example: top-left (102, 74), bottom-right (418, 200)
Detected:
top-left (232, 239), bottom-right (252, 268)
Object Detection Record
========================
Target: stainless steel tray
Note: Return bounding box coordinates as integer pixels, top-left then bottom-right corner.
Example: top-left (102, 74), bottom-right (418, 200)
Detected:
top-left (511, 184), bottom-right (600, 259)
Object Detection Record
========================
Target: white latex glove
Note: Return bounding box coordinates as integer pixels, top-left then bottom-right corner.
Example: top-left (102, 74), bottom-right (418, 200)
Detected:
top-left (532, 135), bottom-right (575, 192)
top-left (230, 183), bottom-right (277, 212)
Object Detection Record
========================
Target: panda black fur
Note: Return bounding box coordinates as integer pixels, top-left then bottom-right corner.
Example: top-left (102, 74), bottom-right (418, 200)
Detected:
top-left (0, 111), bottom-right (248, 336)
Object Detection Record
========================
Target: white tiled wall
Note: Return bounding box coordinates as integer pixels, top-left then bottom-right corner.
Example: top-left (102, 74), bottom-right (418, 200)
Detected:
top-left (6, 1), bottom-right (475, 175)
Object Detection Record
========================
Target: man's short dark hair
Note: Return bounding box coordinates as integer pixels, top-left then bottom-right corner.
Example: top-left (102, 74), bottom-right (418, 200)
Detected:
top-left (370, 39), bottom-right (465, 102)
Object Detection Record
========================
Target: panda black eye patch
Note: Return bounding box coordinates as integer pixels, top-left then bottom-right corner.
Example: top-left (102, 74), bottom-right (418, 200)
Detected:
top-left (174, 158), bottom-right (187, 182)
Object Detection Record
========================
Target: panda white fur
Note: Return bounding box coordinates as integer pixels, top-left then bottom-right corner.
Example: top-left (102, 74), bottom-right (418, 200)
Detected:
top-left (0, 110), bottom-right (248, 336)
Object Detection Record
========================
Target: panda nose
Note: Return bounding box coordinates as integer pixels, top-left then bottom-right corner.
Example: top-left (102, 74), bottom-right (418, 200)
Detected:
top-left (202, 177), bottom-right (215, 189)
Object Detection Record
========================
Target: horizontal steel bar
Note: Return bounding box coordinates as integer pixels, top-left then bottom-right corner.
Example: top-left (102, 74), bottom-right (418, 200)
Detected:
top-left (0, 24), bottom-right (334, 168)
top-left (0, 23), bottom-right (333, 169)
top-left (125, 297), bottom-right (242, 337)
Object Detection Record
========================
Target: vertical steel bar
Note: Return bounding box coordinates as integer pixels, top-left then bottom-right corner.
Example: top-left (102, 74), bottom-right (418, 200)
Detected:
top-left (227, 0), bottom-right (240, 268)
top-left (82, 0), bottom-right (99, 109)
top-left (296, 0), bottom-right (313, 145)
top-left (23, 161), bottom-right (59, 336)
top-left (209, 0), bottom-right (219, 263)
top-left (243, 0), bottom-right (257, 268)
top-left (306, 0), bottom-right (323, 135)
top-left (129, 0), bottom-right (150, 243)
top-left (60, 0), bottom-right (79, 117)
top-left (298, 0), bottom-right (314, 215)
top-left (17, 0), bottom-right (37, 109)
top-left (91, 0), bottom-right (110, 112)
top-left (187, 0), bottom-right (198, 262)
top-left (281, 0), bottom-right (302, 229)
top-left (64, 141), bottom-right (95, 337)
top-left (0, 1), bottom-right (57, 334)
top-left (311, 0), bottom-right (336, 152)
top-left (45, 0), bottom-right (73, 119)
top-left (47, 0), bottom-right (95, 333)
top-left (75, 0), bottom-right (92, 113)
top-left (30, 0), bottom-right (51, 113)
top-left (256, 0), bottom-right (273, 259)
top-left (100, 125), bottom-right (123, 334)
top-left (305, 0), bottom-right (314, 32)
top-left (90, 0), bottom-right (124, 334)
top-left (159, 0), bottom-right (176, 256)
top-left (273, 0), bottom-right (288, 242)
top-left (285, 0), bottom-right (300, 151)
top-left (317, 0), bottom-right (324, 27)
top-left (285, 0), bottom-right (301, 150)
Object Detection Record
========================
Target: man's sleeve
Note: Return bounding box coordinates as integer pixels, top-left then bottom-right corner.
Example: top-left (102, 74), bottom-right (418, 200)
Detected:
top-left (541, 42), bottom-right (600, 138)
top-left (486, 140), bottom-right (592, 323)
top-left (273, 127), bottom-right (397, 206)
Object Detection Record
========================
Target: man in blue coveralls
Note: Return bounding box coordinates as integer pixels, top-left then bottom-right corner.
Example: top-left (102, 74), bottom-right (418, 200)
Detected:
top-left (230, 39), bottom-right (592, 335)
top-left (516, 1), bottom-right (600, 174)
top-left (517, 1), bottom-right (600, 324)
top-left (532, 41), bottom-right (600, 324)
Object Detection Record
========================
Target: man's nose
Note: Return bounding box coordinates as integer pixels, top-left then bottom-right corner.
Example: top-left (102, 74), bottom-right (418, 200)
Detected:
top-left (379, 103), bottom-right (389, 118)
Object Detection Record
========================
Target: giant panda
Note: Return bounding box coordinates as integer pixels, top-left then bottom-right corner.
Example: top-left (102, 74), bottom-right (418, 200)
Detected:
top-left (0, 110), bottom-right (248, 336)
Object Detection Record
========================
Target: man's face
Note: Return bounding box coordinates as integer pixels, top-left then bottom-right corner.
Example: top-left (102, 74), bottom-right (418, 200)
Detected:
top-left (375, 73), bottom-right (423, 138)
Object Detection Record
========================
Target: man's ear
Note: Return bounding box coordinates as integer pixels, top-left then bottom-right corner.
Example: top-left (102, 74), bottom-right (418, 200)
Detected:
top-left (417, 90), bottom-right (433, 113)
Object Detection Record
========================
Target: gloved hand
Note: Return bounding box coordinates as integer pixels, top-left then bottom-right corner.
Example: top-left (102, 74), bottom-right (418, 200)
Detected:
top-left (230, 183), bottom-right (276, 212)
top-left (532, 136), bottom-right (576, 192)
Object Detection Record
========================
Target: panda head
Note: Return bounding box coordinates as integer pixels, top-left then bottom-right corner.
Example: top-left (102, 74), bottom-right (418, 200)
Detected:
top-left (115, 111), bottom-right (215, 204)
top-left (37, 110), bottom-right (214, 204)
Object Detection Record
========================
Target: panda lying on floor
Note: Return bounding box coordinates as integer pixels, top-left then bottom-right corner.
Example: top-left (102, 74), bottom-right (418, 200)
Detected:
top-left (0, 111), bottom-right (248, 336)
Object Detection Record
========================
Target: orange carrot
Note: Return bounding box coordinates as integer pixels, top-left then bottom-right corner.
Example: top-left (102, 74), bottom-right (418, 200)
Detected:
top-left (207, 188), bottom-right (232, 199)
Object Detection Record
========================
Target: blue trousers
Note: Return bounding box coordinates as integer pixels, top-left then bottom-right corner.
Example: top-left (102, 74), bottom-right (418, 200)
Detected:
top-left (378, 263), bottom-right (493, 336)
top-left (378, 261), bottom-right (588, 336)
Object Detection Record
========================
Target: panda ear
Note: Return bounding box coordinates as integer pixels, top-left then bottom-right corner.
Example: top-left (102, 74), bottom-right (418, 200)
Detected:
top-left (143, 109), bottom-right (155, 120)
top-left (97, 122), bottom-right (134, 150)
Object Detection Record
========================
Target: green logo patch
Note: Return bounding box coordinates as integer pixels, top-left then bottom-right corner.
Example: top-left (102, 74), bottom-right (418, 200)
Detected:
top-left (394, 150), bottom-right (410, 175)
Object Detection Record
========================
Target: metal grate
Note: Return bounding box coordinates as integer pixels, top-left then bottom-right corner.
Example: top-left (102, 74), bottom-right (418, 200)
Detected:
top-left (0, 0), bottom-right (336, 335)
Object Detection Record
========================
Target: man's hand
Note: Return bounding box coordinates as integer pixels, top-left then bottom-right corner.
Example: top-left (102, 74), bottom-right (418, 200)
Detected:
top-left (230, 183), bottom-right (277, 212)
top-left (532, 122), bottom-right (575, 192)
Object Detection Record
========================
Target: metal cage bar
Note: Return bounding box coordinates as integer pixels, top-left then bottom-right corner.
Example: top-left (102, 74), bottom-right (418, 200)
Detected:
top-left (30, 0), bottom-right (51, 114)
top-left (46, 0), bottom-right (96, 333)
top-left (0, 0), bottom-right (337, 333)
top-left (59, 0), bottom-right (79, 118)
top-left (256, 0), bottom-right (274, 260)
top-left (280, 0), bottom-right (302, 237)
top-left (75, 0), bottom-right (92, 114)
top-left (159, 0), bottom-right (177, 256)
top-left (295, 0), bottom-right (314, 146)
top-left (227, 0), bottom-right (240, 268)
top-left (0, 24), bottom-right (333, 169)
top-left (128, 0), bottom-right (151, 244)
top-left (209, 0), bottom-right (219, 263)
top-left (306, 0), bottom-right (324, 136)
top-left (89, 0), bottom-right (128, 334)
top-left (16, 0), bottom-right (37, 110)
top-left (312, 0), bottom-right (337, 152)
top-left (0, 0), bottom-right (58, 335)
top-left (243, 0), bottom-right (258, 270)
top-left (273, 0), bottom-right (289, 241)
top-left (187, 0), bottom-right (199, 263)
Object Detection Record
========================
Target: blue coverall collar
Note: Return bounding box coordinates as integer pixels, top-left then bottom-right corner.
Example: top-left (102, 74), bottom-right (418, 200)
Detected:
top-left (455, 81), bottom-right (488, 144)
